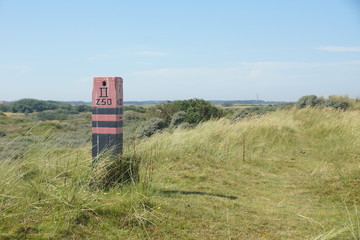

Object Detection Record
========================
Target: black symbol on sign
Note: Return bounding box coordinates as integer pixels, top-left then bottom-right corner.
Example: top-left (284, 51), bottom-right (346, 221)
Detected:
top-left (100, 88), bottom-right (108, 97)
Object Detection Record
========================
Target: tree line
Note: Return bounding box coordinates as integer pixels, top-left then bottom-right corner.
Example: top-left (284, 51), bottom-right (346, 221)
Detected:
top-left (0, 99), bottom-right (91, 114)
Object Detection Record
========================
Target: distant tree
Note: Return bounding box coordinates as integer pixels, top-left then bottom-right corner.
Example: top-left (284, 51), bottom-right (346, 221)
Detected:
top-left (75, 104), bottom-right (92, 112)
top-left (8, 99), bottom-right (75, 113)
top-left (0, 104), bottom-right (8, 112)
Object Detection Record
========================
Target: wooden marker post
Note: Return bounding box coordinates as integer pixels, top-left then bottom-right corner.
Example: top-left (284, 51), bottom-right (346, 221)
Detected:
top-left (92, 77), bottom-right (123, 164)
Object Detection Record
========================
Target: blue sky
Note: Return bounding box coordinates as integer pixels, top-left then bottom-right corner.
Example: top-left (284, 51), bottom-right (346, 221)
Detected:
top-left (0, 0), bottom-right (359, 102)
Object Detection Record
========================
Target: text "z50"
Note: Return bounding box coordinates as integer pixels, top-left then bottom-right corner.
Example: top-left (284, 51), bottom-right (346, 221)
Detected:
top-left (96, 99), bottom-right (112, 105)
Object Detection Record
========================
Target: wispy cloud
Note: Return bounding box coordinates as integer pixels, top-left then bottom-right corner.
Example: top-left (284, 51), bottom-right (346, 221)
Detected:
top-left (132, 61), bottom-right (360, 80)
top-left (317, 46), bottom-right (360, 52)
top-left (128, 60), bottom-right (360, 101)
top-left (138, 51), bottom-right (167, 56)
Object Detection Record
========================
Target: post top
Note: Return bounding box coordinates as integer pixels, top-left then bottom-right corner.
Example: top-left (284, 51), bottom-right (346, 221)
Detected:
top-left (93, 76), bottom-right (123, 80)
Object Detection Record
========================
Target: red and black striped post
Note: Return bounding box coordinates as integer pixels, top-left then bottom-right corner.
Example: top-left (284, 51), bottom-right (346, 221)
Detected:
top-left (92, 77), bottom-right (123, 163)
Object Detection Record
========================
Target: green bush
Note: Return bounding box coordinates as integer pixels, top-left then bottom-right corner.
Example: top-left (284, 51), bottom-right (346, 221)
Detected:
top-left (323, 95), bottom-right (351, 110)
top-left (0, 131), bottom-right (6, 137)
top-left (135, 118), bottom-right (167, 138)
top-left (323, 99), bottom-right (349, 110)
top-left (75, 104), bottom-right (92, 112)
top-left (296, 95), bottom-right (324, 109)
top-left (296, 95), bottom-right (351, 110)
top-left (148, 99), bottom-right (223, 124)
top-left (0, 104), bottom-right (8, 112)
top-left (170, 111), bottom-right (186, 128)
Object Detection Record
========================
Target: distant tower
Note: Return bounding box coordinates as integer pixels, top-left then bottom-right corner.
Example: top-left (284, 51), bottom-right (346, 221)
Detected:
top-left (256, 93), bottom-right (259, 101)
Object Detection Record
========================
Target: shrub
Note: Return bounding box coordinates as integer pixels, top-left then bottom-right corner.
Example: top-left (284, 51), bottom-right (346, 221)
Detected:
top-left (323, 99), bottom-right (350, 110)
top-left (0, 104), bottom-right (8, 112)
top-left (296, 95), bottom-right (351, 110)
top-left (135, 118), bottom-right (167, 138)
top-left (148, 99), bottom-right (223, 125)
top-left (323, 95), bottom-right (351, 110)
top-left (296, 95), bottom-right (324, 109)
top-left (170, 111), bottom-right (186, 128)
top-left (75, 104), bottom-right (92, 112)
top-left (0, 131), bottom-right (6, 137)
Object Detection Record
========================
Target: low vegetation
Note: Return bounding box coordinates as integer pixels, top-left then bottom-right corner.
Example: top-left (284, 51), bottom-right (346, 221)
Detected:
top-left (0, 99), bottom-right (91, 114)
top-left (1, 96), bottom-right (360, 239)
top-left (231, 104), bottom-right (279, 120)
top-left (295, 95), bottom-right (359, 110)
top-left (133, 99), bottom-right (224, 139)
top-left (147, 99), bottom-right (224, 124)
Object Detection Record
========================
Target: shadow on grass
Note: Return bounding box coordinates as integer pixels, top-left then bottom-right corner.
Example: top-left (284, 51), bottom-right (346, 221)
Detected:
top-left (161, 190), bottom-right (237, 200)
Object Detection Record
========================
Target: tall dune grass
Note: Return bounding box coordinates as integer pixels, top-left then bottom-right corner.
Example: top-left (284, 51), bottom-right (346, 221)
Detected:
top-left (2, 107), bottom-right (360, 239)
top-left (135, 107), bottom-right (360, 239)
top-left (0, 136), bottom-right (157, 239)
top-left (138, 107), bottom-right (360, 169)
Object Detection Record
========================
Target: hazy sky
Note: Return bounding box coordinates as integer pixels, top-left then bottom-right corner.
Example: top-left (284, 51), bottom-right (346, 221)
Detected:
top-left (0, 0), bottom-right (359, 102)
